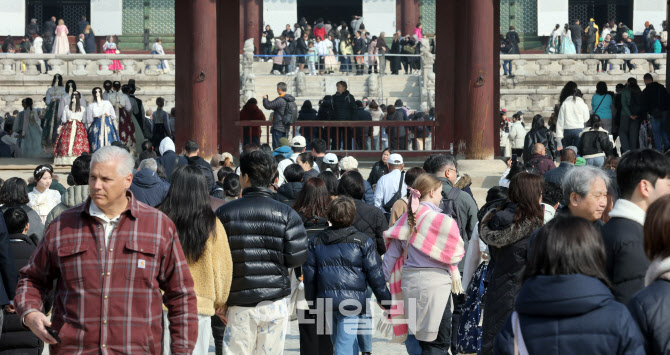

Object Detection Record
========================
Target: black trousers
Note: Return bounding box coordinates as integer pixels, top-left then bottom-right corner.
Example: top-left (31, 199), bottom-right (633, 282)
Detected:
top-left (419, 295), bottom-right (453, 354)
top-left (298, 309), bottom-right (334, 355)
top-left (211, 314), bottom-right (226, 355)
top-left (390, 56), bottom-right (401, 74)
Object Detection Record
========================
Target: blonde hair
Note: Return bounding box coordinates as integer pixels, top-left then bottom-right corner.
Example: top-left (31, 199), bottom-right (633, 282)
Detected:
top-left (407, 174), bottom-right (442, 234)
top-left (84, 24), bottom-right (91, 34)
top-left (58, 19), bottom-right (64, 25)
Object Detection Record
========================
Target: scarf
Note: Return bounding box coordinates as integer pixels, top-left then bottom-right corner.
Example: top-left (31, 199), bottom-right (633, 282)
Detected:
top-left (645, 257), bottom-right (670, 286)
top-left (380, 204), bottom-right (465, 341)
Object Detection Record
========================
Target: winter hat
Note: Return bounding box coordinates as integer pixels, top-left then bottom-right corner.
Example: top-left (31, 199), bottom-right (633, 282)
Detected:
top-left (279, 137), bottom-right (290, 147)
top-left (565, 146), bottom-right (578, 155)
top-left (575, 157), bottom-right (587, 166)
top-left (339, 156), bottom-right (358, 172)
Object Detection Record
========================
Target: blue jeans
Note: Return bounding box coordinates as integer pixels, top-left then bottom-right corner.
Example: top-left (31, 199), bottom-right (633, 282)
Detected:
top-left (271, 128), bottom-right (287, 150)
top-left (357, 287), bottom-right (373, 352)
top-left (330, 311), bottom-right (360, 355)
top-left (562, 128), bottom-right (582, 148)
top-left (502, 60), bottom-right (512, 75)
top-left (650, 112), bottom-right (670, 151)
top-left (405, 334), bottom-right (422, 355)
top-left (585, 156), bottom-right (605, 167)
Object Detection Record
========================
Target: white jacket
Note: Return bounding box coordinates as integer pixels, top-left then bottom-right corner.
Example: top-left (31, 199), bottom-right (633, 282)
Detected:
top-left (508, 121), bottom-right (526, 149)
top-left (557, 96), bottom-right (590, 138)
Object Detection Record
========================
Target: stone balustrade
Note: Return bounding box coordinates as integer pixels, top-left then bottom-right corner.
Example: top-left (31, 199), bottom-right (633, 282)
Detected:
top-left (0, 54), bottom-right (176, 78)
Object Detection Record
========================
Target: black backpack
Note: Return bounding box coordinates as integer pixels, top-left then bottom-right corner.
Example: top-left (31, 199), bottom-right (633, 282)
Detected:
top-left (383, 172), bottom-right (406, 222)
top-left (439, 187), bottom-right (467, 240)
top-left (282, 98), bottom-right (298, 126)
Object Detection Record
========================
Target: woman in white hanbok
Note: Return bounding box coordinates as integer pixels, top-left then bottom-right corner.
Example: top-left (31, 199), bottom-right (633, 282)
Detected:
top-left (54, 92), bottom-right (89, 165)
top-left (58, 80), bottom-right (87, 122)
top-left (85, 87), bottom-right (120, 152)
top-left (27, 165), bottom-right (62, 224)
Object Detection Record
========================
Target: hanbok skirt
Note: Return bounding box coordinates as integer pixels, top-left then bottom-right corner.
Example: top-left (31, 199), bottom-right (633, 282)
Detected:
top-left (106, 49), bottom-right (123, 71)
top-left (21, 122), bottom-right (43, 158)
top-left (545, 39), bottom-right (560, 54)
top-left (560, 39), bottom-right (577, 54)
top-left (54, 120), bottom-right (89, 165)
top-left (88, 116), bottom-right (120, 152)
top-left (42, 100), bottom-right (61, 148)
top-left (118, 108), bottom-right (137, 154)
top-left (52, 34), bottom-right (70, 54)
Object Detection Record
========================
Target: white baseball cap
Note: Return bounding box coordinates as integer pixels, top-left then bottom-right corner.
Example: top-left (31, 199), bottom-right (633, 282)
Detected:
top-left (323, 153), bottom-right (338, 164)
top-left (291, 136), bottom-right (306, 148)
top-left (388, 153), bottom-right (404, 165)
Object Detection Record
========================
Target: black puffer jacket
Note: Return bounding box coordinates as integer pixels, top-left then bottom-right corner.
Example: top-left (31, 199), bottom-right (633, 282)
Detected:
top-left (332, 90), bottom-right (356, 121)
top-left (351, 199), bottom-right (388, 256)
top-left (479, 203), bottom-right (542, 355)
top-left (523, 116), bottom-right (556, 162)
top-left (367, 160), bottom-right (389, 186)
top-left (215, 187), bottom-right (308, 307)
top-left (276, 182), bottom-right (304, 207)
top-left (303, 226), bottom-right (391, 313)
top-left (628, 277), bottom-right (670, 354)
top-left (0, 234), bottom-right (44, 354)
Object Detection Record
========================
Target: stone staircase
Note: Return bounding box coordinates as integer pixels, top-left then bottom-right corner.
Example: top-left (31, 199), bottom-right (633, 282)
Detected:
top-left (251, 61), bottom-right (423, 116)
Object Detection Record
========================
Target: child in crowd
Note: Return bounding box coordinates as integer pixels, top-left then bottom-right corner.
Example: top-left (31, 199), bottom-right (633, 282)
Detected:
top-left (303, 196), bottom-right (391, 355)
top-left (307, 41), bottom-right (318, 76)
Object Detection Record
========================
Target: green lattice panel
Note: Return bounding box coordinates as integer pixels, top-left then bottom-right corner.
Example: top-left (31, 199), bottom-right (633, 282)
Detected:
top-left (500, 0), bottom-right (510, 32)
top-left (515, 0), bottom-right (537, 34)
top-left (123, 0), bottom-right (144, 35)
top-left (420, 0), bottom-right (436, 34)
top-left (149, 0), bottom-right (175, 35)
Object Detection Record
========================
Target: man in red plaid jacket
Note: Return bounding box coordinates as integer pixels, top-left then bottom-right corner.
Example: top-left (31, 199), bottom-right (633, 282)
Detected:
top-left (14, 146), bottom-right (197, 354)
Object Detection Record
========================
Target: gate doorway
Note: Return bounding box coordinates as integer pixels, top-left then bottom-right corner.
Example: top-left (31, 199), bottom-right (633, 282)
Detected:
top-left (297, 0), bottom-right (362, 27)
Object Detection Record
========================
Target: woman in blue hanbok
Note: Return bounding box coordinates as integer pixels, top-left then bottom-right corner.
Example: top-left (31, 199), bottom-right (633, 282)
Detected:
top-left (560, 24), bottom-right (577, 54)
top-left (85, 87), bottom-right (119, 152)
top-left (42, 74), bottom-right (66, 149)
top-left (19, 98), bottom-right (44, 158)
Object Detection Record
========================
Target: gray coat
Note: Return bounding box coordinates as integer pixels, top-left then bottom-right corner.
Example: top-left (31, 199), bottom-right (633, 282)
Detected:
top-left (45, 185), bottom-right (89, 226)
top-left (263, 94), bottom-right (295, 133)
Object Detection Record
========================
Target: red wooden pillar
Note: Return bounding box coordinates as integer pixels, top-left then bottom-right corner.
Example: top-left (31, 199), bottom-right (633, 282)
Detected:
top-left (175, 0), bottom-right (219, 158)
top-left (239, 0), bottom-right (246, 54)
top-left (462, 0), bottom-right (495, 159)
top-left (434, 0), bottom-right (457, 150)
top-left (399, 0), bottom-right (419, 35)
top-left (219, 0), bottom-right (241, 154)
top-left (245, 0), bottom-right (262, 54)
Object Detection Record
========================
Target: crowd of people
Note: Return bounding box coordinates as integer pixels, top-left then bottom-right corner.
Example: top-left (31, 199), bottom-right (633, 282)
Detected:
top-left (260, 16), bottom-right (432, 76)
top-left (240, 81), bottom-right (435, 151)
top-left (0, 75), bottom-right (175, 161)
top-left (2, 16), bottom-right (97, 56)
top-left (501, 74), bottom-right (670, 170)
top-left (0, 135), bottom-right (668, 354)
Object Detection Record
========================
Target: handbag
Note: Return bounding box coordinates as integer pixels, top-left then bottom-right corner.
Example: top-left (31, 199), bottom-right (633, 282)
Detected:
top-left (261, 35), bottom-right (267, 44)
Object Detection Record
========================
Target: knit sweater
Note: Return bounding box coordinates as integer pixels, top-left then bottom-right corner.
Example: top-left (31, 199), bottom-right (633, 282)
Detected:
top-left (165, 219), bottom-right (233, 316)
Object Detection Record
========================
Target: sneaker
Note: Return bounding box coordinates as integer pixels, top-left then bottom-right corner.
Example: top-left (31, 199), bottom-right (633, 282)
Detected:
top-left (272, 70), bottom-right (281, 75)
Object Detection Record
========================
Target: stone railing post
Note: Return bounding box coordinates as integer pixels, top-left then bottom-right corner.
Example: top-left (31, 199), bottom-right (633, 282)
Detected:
top-left (47, 59), bottom-right (66, 75)
top-left (558, 59), bottom-right (576, 76)
top-left (654, 59), bottom-right (667, 75)
top-left (606, 59), bottom-right (624, 75)
top-left (630, 58), bottom-right (649, 74)
top-left (23, 60), bottom-right (41, 75)
top-left (584, 59), bottom-right (600, 75)
top-left (0, 59), bottom-right (16, 75)
top-left (512, 59), bottom-right (527, 76)
top-left (71, 59), bottom-right (89, 76)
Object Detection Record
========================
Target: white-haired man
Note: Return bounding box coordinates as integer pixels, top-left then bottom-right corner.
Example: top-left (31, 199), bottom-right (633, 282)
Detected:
top-left (130, 158), bottom-right (170, 207)
top-left (15, 146), bottom-right (197, 354)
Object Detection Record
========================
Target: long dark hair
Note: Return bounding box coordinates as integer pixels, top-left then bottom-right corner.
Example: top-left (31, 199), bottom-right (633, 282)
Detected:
top-left (222, 173), bottom-right (241, 198)
top-left (559, 81), bottom-right (578, 104)
top-left (0, 177), bottom-right (30, 205)
top-left (525, 215), bottom-right (611, 288)
top-left (627, 77), bottom-right (641, 93)
top-left (595, 81), bottom-right (608, 96)
top-left (293, 177), bottom-right (330, 218)
top-left (51, 74), bottom-right (63, 87)
top-left (157, 165), bottom-right (217, 263)
top-left (65, 80), bottom-right (76, 94)
top-left (103, 80), bottom-right (113, 93)
top-left (300, 100), bottom-right (313, 112)
top-left (508, 172), bottom-right (544, 225)
top-left (318, 171), bottom-right (338, 197)
top-left (92, 87), bottom-right (104, 102)
top-left (69, 91), bottom-right (82, 112)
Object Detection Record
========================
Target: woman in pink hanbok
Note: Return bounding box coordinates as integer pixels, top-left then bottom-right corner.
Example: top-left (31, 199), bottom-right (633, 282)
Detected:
top-left (103, 36), bottom-right (123, 73)
top-left (51, 19), bottom-right (70, 54)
